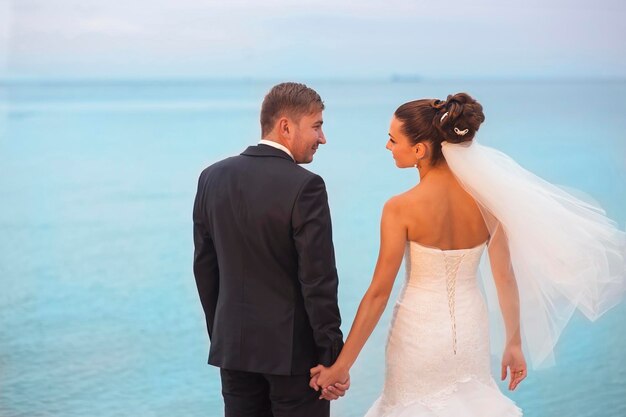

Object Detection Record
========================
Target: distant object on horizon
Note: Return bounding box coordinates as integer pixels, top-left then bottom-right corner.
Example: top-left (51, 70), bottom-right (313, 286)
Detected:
top-left (390, 74), bottom-right (423, 83)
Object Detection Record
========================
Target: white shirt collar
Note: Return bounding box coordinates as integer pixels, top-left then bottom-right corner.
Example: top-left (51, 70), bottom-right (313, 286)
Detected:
top-left (258, 139), bottom-right (295, 161)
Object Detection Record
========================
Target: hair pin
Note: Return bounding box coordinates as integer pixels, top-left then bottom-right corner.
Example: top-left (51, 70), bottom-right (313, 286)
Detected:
top-left (454, 127), bottom-right (469, 136)
top-left (440, 112), bottom-right (449, 123)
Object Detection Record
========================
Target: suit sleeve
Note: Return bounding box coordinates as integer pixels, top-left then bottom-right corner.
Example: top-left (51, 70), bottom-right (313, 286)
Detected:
top-left (193, 171), bottom-right (220, 340)
top-left (292, 174), bottom-right (344, 366)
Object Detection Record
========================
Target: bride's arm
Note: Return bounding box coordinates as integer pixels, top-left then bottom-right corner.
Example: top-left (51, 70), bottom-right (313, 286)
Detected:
top-left (488, 225), bottom-right (521, 346)
top-left (488, 224), bottom-right (527, 390)
top-left (311, 197), bottom-right (406, 389)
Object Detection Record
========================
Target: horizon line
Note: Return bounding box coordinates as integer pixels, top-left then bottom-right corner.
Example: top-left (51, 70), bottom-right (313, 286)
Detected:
top-left (1, 75), bottom-right (626, 85)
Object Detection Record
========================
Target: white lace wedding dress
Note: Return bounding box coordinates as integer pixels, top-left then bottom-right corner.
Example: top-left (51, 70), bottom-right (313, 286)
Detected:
top-left (363, 140), bottom-right (625, 416)
top-left (364, 240), bottom-right (523, 417)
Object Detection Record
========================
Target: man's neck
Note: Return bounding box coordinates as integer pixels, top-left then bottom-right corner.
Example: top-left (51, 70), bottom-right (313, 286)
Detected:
top-left (259, 139), bottom-right (295, 161)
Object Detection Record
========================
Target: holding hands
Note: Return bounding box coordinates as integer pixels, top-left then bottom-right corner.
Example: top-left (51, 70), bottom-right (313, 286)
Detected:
top-left (309, 364), bottom-right (351, 401)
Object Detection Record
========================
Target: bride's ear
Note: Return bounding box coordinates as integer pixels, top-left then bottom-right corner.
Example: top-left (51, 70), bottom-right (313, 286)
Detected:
top-left (415, 142), bottom-right (428, 160)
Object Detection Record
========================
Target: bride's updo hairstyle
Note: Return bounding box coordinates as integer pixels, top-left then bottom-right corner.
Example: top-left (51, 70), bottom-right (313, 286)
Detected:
top-left (394, 92), bottom-right (485, 164)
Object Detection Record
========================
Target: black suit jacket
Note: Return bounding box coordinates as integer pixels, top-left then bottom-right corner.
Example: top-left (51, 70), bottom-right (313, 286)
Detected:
top-left (193, 144), bottom-right (343, 376)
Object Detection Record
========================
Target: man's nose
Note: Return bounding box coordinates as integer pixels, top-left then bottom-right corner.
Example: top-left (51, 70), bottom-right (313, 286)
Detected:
top-left (319, 131), bottom-right (327, 144)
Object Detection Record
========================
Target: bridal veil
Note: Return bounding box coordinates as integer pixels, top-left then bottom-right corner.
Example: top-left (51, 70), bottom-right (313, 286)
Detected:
top-left (441, 140), bottom-right (626, 368)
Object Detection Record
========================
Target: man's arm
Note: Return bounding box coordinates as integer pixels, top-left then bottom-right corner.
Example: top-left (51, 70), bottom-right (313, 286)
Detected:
top-left (292, 174), bottom-right (343, 366)
top-left (193, 172), bottom-right (220, 339)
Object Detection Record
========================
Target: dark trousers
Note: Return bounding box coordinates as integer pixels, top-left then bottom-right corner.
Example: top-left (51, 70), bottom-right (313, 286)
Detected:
top-left (220, 368), bottom-right (330, 417)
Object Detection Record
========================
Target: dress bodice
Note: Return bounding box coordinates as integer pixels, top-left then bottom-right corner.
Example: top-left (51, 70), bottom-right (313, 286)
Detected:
top-left (401, 241), bottom-right (488, 357)
top-left (404, 241), bottom-right (486, 291)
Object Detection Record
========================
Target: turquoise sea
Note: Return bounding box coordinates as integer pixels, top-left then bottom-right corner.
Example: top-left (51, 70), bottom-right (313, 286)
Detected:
top-left (1, 79), bottom-right (625, 417)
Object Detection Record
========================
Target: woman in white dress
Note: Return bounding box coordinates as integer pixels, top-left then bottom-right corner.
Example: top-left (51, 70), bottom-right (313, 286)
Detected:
top-left (310, 93), bottom-right (625, 416)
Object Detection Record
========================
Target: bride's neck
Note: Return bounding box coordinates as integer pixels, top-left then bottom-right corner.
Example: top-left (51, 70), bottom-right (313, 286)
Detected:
top-left (418, 159), bottom-right (453, 182)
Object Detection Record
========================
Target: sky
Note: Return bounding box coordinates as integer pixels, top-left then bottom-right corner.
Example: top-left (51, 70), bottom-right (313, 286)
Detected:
top-left (1, 0), bottom-right (625, 80)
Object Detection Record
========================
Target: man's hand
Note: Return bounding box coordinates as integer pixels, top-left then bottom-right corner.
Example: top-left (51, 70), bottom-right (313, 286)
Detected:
top-left (310, 364), bottom-right (350, 401)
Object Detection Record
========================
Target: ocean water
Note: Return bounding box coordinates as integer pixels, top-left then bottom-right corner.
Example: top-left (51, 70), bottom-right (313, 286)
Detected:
top-left (1, 79), bottom-right (625, 417)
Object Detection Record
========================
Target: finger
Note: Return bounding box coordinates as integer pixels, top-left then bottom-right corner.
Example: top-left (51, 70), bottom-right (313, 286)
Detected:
top-left (319, 389), bottom-right (337, 401)
top-left (508, 368), bottom-right (515, 390)
top-left (323, 393), bottom-right (339, 401)
top-left (327, 386), bottom-right (345, 397)
top-left (515, 369), bottom-right (525, 385)
top-left (337, 375), bottom-right (350, 388)
top-left (501, 364), bottom-right (507, 381)
top-left (310, 365), bottom-right (323, 376)
top-left (316, 376), bottom-right (329, 389)
top-left (309, 375), bottom-right (319, 391)
top-left (518, 374), bottom-right (527, 388)
top-left (511, 376), bottom-right (520, 391)
top-left (322, 389), bottom-right (339, 401)
top-left (334, 382), bottom-right (349, 391)
top-left (510, 369), bottom-right (522, 390)
top-left (511, 379), bottom-right (519, 391)
top-left (512, 372), bottom-right (526, 390)
top-left (329, 386), bottom-right (345, 397)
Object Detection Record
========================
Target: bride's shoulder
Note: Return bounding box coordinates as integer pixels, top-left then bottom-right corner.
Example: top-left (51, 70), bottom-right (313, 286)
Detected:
top-left (384, 187), bottom-right (428, 213)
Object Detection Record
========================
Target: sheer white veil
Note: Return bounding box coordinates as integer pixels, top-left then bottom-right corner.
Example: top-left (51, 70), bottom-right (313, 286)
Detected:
top-left (441, 140), bottom-right (626, 369)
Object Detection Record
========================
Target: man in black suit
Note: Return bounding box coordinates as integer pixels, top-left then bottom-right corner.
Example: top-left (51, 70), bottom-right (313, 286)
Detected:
top-left (193, 82), bottom-right (348, 417)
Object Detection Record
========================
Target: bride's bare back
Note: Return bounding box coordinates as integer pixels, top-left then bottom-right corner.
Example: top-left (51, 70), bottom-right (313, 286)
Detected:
top-left (395, 167), bottom-right (489, 250)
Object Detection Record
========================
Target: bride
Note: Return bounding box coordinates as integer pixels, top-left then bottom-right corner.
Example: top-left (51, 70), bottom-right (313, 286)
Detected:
top-left (310, 93), bottom-right (625, 416)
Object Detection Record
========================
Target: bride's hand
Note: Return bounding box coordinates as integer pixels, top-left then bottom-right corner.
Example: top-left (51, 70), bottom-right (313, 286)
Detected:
top-left (501, 343), bottom-right (527, 391)
top-left (310, 364), bottom-right (350, 399)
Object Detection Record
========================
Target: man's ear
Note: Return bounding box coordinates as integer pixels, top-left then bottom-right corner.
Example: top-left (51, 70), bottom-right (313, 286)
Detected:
top-left (278, 117), bottom-right (290, 137)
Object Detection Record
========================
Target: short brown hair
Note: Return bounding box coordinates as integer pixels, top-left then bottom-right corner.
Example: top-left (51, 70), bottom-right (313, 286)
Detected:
top-left (260, 82), bottom-right (325, 137)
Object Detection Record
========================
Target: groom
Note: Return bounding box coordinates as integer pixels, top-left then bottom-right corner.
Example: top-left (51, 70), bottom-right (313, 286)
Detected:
top-left (193, 82), bottom-right (348, 417)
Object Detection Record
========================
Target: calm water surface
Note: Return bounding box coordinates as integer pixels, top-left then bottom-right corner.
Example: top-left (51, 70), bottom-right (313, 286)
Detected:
top-left (1, 79), bottom-right (625, 417)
